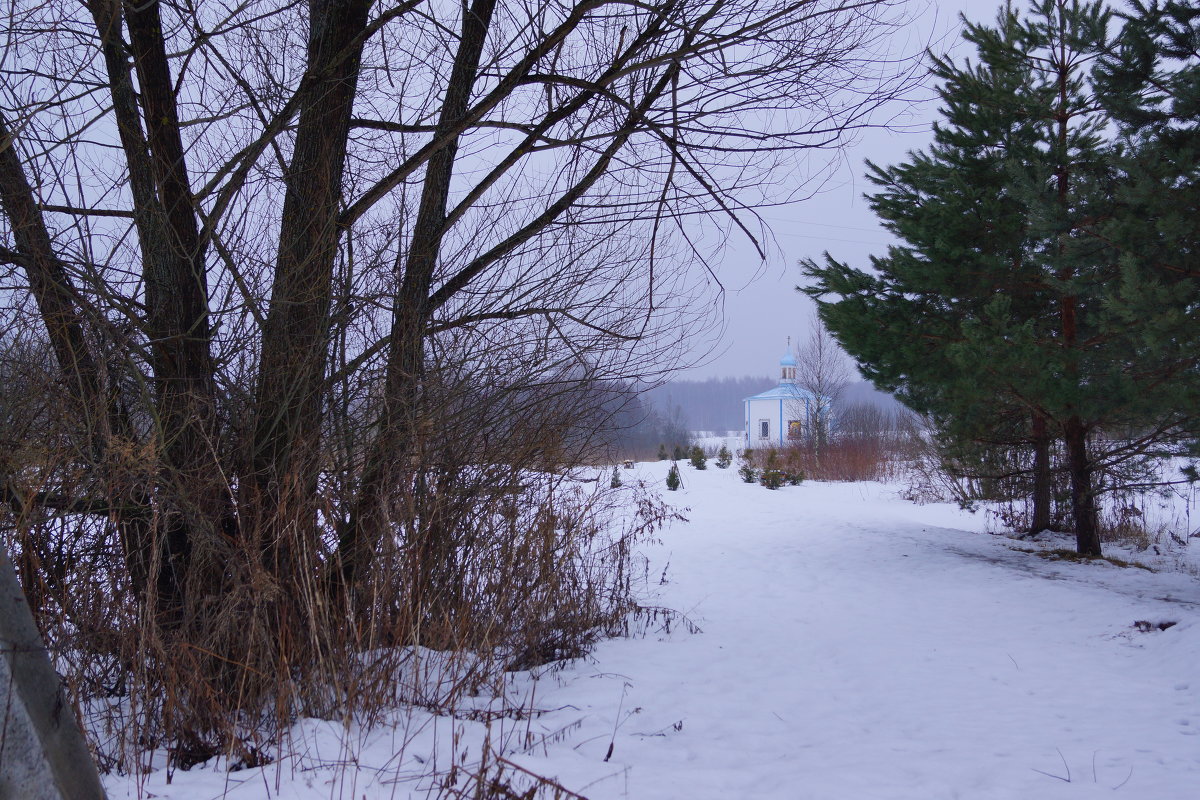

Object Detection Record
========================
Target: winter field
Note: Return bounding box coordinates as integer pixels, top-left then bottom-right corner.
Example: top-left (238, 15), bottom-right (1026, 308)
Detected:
top-left (105, 459), bottom-right (1200, 799)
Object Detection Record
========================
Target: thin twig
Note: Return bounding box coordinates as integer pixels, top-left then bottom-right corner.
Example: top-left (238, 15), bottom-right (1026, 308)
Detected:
top-left (495, 756), bottom-right (589, 799)
top-left (605, 684), bottom-right (629, 762)
top-left (1031, 748), bottom-right (1072, 783)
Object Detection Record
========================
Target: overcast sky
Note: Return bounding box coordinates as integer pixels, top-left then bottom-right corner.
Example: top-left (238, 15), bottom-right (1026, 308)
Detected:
top-left (681, 0), bottom-right (1012, 379)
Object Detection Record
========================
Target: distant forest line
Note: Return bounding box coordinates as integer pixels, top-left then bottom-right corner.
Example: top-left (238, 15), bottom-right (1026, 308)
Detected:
top-left (642, 376), bottom-right (905, 435)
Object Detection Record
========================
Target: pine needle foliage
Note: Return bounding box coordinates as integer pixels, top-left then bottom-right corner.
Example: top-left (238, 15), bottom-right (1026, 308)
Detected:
top-left (803, 0), bottom-right (1200, 556)
top-left (666, 464), bottom-right (682, 491)
top-left (716, 445), bottom-right (732, 469)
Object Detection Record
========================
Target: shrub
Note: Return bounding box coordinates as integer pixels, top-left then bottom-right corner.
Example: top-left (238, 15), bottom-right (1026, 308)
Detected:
top-left (760, 449), bottom-right (784, 489)
top-left (672, 444), bottom-right (685, 461)
top-left (610, 466), bottom-right (622, 488)
top-left (738, 464), bottom-right (756, 483)
top-left (689, 445), bottom-right (707, 470)
top-left (657, 443), bottom-right (668, 461)
top-left (715, 445), bottom-right (732, 469)
top-left (666, 463), bottom-right (682, 491)
top-left (760, 468), bottom-right (785, 489)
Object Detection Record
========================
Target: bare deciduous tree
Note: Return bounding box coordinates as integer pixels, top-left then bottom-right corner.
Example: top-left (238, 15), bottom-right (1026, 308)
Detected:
top-left (0, 0), bottom-right (918, 761)
top-left (796, 316), bottom-right (851, 447)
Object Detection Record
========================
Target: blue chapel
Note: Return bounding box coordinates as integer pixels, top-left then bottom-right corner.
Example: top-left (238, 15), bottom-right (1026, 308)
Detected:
top-left (743, 348), bottom-right (817, 446)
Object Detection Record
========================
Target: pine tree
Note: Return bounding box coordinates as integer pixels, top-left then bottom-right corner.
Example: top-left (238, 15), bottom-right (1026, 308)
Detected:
top-left (716, 444), bottom-right (732, 469)
top-left (1096, 0), bottom-right (1200, 466)
top-left (610, 466), bottom-right (623, 489)
top-left (759, 449), bottom-right (784, 489)
top-left (804, 0), bottom-right (1200, 555)
top-left (804, 1), bottom-right (1072, 537)
top-left (737, 449), bottom-right (757, 483)
top-left (666, 464), bottom-right (682, 491)
top-left (689, 445), bottom-right (707, 470)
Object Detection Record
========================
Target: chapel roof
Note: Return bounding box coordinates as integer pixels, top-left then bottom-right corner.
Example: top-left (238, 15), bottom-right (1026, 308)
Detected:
top-left (743, 383), bottom-right (815, 402)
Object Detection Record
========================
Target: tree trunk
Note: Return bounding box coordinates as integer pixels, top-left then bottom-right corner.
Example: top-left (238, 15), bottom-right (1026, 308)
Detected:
top-left (1048, 30), bottom-right (1097, 556)
top-left (89, 0), bottom-right (227, 626)
top-left (339, 0), bottom-right (498, 603)
top-left (0, 111), bottom-right (159, 602)
top-left (127, 0), bottom-right (231, 624)
top-left (1030, 411), bottom-right (1052, 533)
top-left (0, 114), bottom-right (103, 439)
top-left (339, 0), bottom-right (682, 598)
top-left (247, 0), bottom-right (372, 577)
top-left (1064, 416), bottom-right (1101, 556)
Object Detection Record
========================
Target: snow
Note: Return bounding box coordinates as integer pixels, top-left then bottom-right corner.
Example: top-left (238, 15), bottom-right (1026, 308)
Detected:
top-left (104, 463), bottom-right (1200, 799)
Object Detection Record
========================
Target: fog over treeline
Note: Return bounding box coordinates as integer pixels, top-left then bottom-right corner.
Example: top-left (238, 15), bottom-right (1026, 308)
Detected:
top-left (645, 376), bottom-right (771, 434)
top-left (643, 377), bottom-right (907, 434)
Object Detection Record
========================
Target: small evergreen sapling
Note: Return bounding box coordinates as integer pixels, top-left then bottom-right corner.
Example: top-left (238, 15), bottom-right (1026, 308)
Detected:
top-left (715, 444), bottom-right (732, 469)
top-left (737, 449), bottom-right (757, 482)
top-left (760, 469), bottom-right (784, 489)
top-left (666, 463), bottom-right (682, 491)
top-left (657, 443), bottom-right (668, 461)
top-left (689, 445), bottom-right (707, 470)
top-left (760, 449), bottom-right (784, 489)
top-left (610, 466), bottom-right (622, 489)
top-left (672, 444), bottom-right (685, 462)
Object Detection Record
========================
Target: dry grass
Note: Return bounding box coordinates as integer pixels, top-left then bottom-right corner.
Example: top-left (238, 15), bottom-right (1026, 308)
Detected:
top-left (9, 469), bottom-right (676, 782)
top-left (742, 430), bottom-right (913, 486)
top-left (0, 350), bottom-right (681, 784)
top-left (1011, 546), bottom-right (1155, 571)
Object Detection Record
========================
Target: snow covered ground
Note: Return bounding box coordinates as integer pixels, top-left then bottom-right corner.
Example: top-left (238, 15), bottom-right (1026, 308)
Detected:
top-left (106, 462), bottom-right (1200, 799)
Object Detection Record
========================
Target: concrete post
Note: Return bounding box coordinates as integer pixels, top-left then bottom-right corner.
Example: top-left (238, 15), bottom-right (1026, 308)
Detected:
top-left (1, 545), bottom-right (107, 799)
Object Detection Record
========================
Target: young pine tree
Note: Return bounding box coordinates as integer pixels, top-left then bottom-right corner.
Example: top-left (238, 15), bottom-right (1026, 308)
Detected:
top-left (716, 444), bottom-right (732, 469)
top-left (666, 464), bottom-right (682, 491)
top-left (759, 449), bottom-right (784, 490)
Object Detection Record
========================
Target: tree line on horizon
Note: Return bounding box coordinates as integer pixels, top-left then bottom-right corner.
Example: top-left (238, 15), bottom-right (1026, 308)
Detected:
top-left (643, 374), bottom-right (907, 436)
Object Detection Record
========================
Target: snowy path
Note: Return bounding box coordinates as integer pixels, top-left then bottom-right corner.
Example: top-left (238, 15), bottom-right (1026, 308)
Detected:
top-left (107, 465), bottom-right (1200, 799)
top-left (512, 466), bottom-right (1200, 799)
